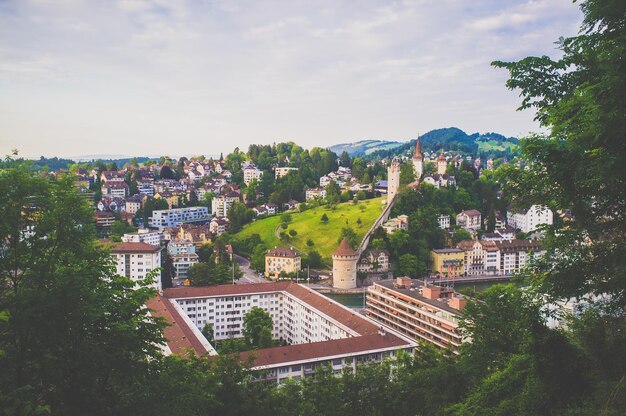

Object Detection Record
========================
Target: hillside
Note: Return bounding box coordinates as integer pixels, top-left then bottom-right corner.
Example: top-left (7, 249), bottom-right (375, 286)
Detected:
top-left (331, 127), bottom-right (518, 159)
top-left (328, 140), bottom-right (403, 157)
top-left (233, 197), bottom-right (385, 263)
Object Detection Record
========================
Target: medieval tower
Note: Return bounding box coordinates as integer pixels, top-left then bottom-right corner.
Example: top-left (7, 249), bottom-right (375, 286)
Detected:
top-left (437, 150), bottom-right (447, 175)
top-left (412, 136), bottom-right (424, 180)
top-left (387, 159), bottom-right (400, 204)
top-left (332, 238), bottom-right (358, 289)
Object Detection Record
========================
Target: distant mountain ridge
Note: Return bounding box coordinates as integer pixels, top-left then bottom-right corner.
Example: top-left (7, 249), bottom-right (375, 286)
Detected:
top-left (329, 127), bottom-right (518, 159)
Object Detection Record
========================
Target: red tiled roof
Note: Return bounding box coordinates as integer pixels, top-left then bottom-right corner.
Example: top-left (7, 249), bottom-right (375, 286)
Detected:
top-left (240, 333), bottom-right (407, 367)
top-left (333, 238), bottom-right (357, 257)
top-left (111, 242), bottom-right (160, 253)
top-left (266, 247), bottom-right (299, 258)
top-left (147, 295), bottom-right (208, 357)
top-left (459, 209), bottom-right (481, 217)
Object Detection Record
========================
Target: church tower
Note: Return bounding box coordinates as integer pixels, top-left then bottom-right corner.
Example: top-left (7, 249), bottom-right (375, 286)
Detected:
top-left (387, 159), bottom-right (400, 204)
top-left (437, 150), bottom-right (447, 175)
top-left (332, 239), bottom-right (358, 289)
top-left (412, 136), bottom-right (423, 180)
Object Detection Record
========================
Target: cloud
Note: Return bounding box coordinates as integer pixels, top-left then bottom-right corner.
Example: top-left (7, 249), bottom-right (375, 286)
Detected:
top-left (0, 0), bottom-right (583, 158)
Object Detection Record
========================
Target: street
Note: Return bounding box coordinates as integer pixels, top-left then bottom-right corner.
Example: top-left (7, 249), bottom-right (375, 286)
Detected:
top-left (233, 253), bottom-right (269, 284)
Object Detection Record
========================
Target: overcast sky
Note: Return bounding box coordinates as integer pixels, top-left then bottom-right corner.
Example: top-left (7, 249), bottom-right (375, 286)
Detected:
top-left (0, 0), bottom-right (583, 159)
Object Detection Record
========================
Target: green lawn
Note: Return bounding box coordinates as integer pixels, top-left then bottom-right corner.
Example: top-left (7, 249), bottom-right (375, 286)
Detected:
top-left (234, 197), bottom-right (386, 263)
top-left (477, 139), bottom-right (517, 152)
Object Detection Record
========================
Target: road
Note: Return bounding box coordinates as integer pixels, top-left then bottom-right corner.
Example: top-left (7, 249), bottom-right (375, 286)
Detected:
top-left (233, 253), bottom-right (269, 284)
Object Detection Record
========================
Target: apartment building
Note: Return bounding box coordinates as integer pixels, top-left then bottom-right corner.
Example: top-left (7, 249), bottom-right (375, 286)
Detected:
top-left (211, 193), bottom-right (240, 217)
top-left (122, 228), bottom-right (161, 246)
top-left (148, 282), bottom-right (417, 379)
top-left (265, 247), bottom-right (301, 278)
top-left (507, 204), bottom-right (553, 233)
top-left (366, 278), bottom-right (466, 353)
top-left (111, 242), bottom-right (161, 290)
top-left (149, 207), bottom-right (210, 231)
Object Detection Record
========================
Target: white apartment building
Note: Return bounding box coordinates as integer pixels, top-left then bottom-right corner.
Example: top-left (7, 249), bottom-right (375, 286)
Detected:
top-left (275, 167), bottom-right (298, 179)
top-left (103, 182), bottom-right (128, 198)
top-left (211, 193), bottom-right (239, 217)
top-left (167, 239), bottom-right (196, 256)
top-left (138, 180), bottom-right (154, 196)
top-left (122, 228), bottom-right (161, 246)
top-left (438, 214), bottom-right (451, 229)
top-left (305, 187), bottom-right (326, 201)
top-left (243, 166), bottom-right (263, 185)
top-left (125, 196), bottom-right (142, 214)
top-left (111, 242), bottom-right (161, 290)
top-left (148, 282), bottom-right (417, 381)
top-left (172, 253), bottom-right (199, 283)
top-left (507, 205), bottom-right (553, 233)
top-left (149, 207), bottom-right (210, 231)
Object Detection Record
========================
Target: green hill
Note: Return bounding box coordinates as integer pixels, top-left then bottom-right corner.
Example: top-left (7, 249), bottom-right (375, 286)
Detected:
top-left (233, 198), bottom-right (386, 263)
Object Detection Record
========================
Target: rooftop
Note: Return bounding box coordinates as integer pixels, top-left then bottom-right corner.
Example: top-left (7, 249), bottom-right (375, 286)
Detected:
top-left (374, 279), bottom-right (463, 315)
top-left (333, 238), bottom-right (357, 257)
top-left (266, 247), bottom-right (299, 258)
top-left (111, 242), bottom-right (161, 253)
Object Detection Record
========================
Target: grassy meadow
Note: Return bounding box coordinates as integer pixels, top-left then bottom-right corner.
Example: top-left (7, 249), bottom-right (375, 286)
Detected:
top-left (234, 197), bottom-right (385, 263)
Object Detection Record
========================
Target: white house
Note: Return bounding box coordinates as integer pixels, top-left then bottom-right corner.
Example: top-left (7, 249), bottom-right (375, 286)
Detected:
top-left (122, 228), bottom-right (161, 246)
top-left (149, 207), bottom-right (210, 231)
top-left (243, 166), bottom-right (263, 185)
top-left (456, 210), bottom-right (482, 231)
top-left (507, 205), bottom-right (553, 233)
top-left (111, 242), bottom-right (161, 290)
top-left (211, 193), bottom-right (239, 217)
top-left (438, 214), bottom-right (451, 229)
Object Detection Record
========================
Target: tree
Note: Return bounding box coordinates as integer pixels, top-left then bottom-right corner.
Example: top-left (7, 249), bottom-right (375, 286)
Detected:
top-left (109, 220), bottom-right (136, 241)
top-left (202, 323), bottom-right (214, 343)
top-left (324, 181), bottom-right (341, 206)
top-left (0, 166), bottom-right (165, 414)
top-left (320, 213), bottom-right (329, 223)
top-left (227, 202), bottom-right (254, 232)
top-left (307, 250), bottom-right (323, 268)
top-left (288, 229), bottom-right (297, 237)
top-left (398, 253), bottom-right (418, 278)
top-left (306, 239), bottom-right (314, 247)
top-left (451, 229), bottom-right (472, 245)
top-left (492, 0), bottom-right (626, 310)
top-left (355, 190), bottom-right (366, 200)
top-left (280, 213), bottom-right (292, 227)
top-left (337, 227), bottom-right (358, 249)
top-left (250, 244), bottom-right (267, 272)
top-left (242, 307), bottom-right (273, 348)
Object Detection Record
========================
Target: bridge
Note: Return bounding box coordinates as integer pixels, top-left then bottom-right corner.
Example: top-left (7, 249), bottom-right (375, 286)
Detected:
top-left (424, 274), bottom-right (511, 285)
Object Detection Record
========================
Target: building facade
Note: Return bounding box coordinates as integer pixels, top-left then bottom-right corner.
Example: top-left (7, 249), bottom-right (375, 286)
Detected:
top-left (507, 204), bottom-right (553, 233)
top-left (111, 242), bottom-right (161, 290)
top-left (366, 278), bottom-right (466, 352)
top-left (332, 239), bottom-right (358, 289)
top-left (265, 247), bottom-right (302, 278)
top-left (149, 206), bottom-right (210, 230)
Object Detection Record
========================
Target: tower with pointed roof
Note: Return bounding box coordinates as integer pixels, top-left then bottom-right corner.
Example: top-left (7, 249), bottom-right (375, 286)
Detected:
top-left (437, 150), bottom-right (447, 175)
top-left (387, 159), bottom-right (400, 204)
top-left (332, 238), bottom-right (358, 289)
top-left (412, 136), bottom-right (424, 180)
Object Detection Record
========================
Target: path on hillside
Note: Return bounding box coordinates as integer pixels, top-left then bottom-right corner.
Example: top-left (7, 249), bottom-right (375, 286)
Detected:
top-left (356, 195), bottom-right (397, 256)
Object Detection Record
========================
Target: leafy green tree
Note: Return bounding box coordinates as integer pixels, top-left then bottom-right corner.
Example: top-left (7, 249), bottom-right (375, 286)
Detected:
top-left (250, 244), bottom-right (267, 272)
top-left (398, 253), bottom-right (418, 278)
top-left (451, 228), bottom-right (472, 245)
top-left (320, 213), bottom-right (329, 223)
top-left (288, 229), bottom-right (297, 237)
top-left (202, 323), bottom-right (214, 343)
top-left (355, 190), bottom-right (366, 200)
top-left (337, 227), bottom-right (358, 248)
top-left (227, 202), bottom-right (254, 232)
top-left (492, 0), bottom-right (626, 310)
top-left (242, 307), bottom-right (273, 348)
top-left (307, 250), bottom-right (323, 268)
top-left (109, 220), bottom-right (136, 242)
top-left (324, 181), bottom-right (341, 206)
top-left (0, 166), bottom-right (165, 415)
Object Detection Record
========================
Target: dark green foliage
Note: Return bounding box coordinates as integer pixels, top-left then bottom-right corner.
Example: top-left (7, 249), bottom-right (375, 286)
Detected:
top-left (242, 307), bottom-right (273, 348)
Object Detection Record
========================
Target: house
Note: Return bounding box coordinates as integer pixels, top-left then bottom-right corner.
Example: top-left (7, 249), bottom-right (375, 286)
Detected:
top-left (305, 187), bottom-right (326, 201)
top-left (283, 200), bottom-right (299, 211)
top-left (438, 214), bottom-right (451, 229)
top-left (422, 174), bottom-right (456, 189)
top-left (253, 206), bottom-right (268, 216)
top-left (209, 217), bottom-right (229, 235)
top-left (97, 196), bottom-right (125, 212)
top-left (382, 215), bottom-right (409, 234)
top-left (495, 239), bottom-right (545, 275)
top-left (102, 181), bottom-right (129, 198)
top-left (265, 247), bottom-right (301, 278)
top-left (456, 240), bottom-right (498, 275)
top-left (122, 228), bottom-right (161, 246)
top-left (430, 248), bottom-right (465, 277)
top-left (125, 195), bottom-right (142, 214)
top-left (243, 165), bottom-right (263, 185)
top-left (275, 167), bottom-right (298, 179)
top-left (149, 207), bottom-right (210, 231)
top-left (111, 242), bottom-right (161, 290)
top-left (171, 253), bottom-right (199, 284)
top-left (507, 205), bottom-right (553, 233)
top-left (95, 211), bottom-right (115, 228)
top-left (177, 224), bottom-right (213, 248)
top-left (211, 192), bottom-right (240, 217)
top-left (263, 203), bottom-right (278, 215)
top-left (100, 170), bottom-right (125, 183)
top-left (137, 180), bottom-right (154, 196)
top-left (456, 210), bottom-right (482, 230)
top-left (357, 249), bottom-right (390, 273)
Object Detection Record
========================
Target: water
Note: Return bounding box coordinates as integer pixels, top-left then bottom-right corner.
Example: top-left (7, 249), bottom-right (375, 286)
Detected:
top-left (324, 293), bottom-right (365, 308)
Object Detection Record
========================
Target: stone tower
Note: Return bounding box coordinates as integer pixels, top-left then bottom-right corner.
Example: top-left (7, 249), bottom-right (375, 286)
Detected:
top-left (412, 136), bottom-right (423, 180)
top-left (387, 159), bottom-right (400, 204)
top-left (332, 238), bottom-right (358, 289)
top-left (437, 150), bottom-right (447, 175)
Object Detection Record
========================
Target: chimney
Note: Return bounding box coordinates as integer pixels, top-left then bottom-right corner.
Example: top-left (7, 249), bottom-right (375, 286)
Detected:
top-left (449, 296), bottom-right (467, 310)
top-left (422, 285), bottom-right (442, 300)
top-left (396, 277), bottom-right (412, 288)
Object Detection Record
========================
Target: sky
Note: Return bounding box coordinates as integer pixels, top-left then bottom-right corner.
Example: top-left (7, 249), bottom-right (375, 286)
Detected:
top-left (0, 0), bottom-right (583, 159)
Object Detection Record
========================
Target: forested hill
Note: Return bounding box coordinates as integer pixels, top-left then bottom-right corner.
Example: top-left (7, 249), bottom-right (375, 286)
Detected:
top-left (330, 127), bottom-right (518, 159)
